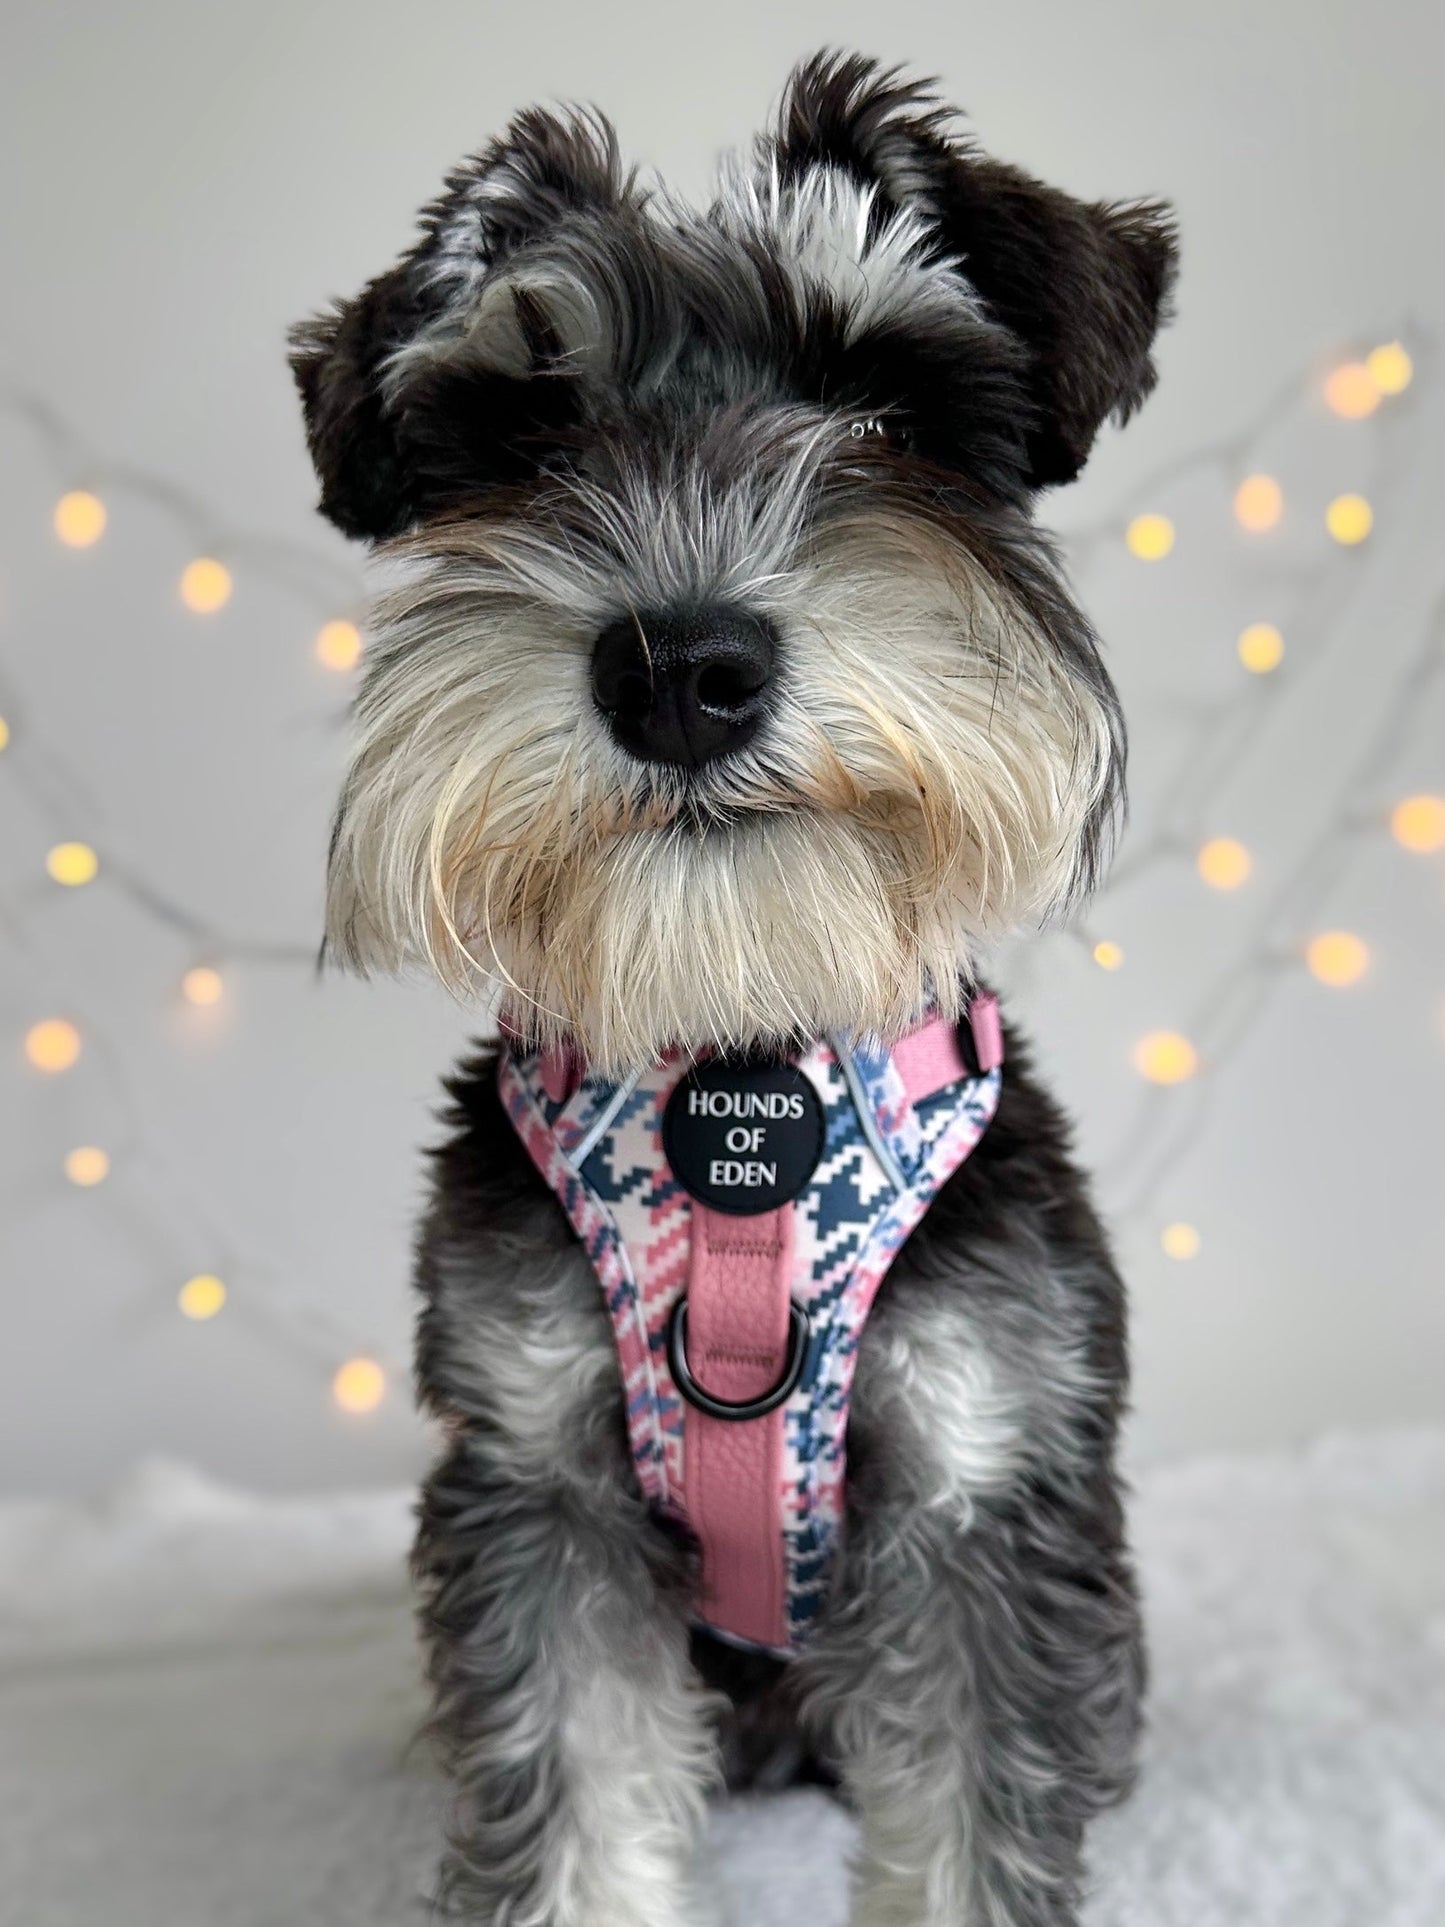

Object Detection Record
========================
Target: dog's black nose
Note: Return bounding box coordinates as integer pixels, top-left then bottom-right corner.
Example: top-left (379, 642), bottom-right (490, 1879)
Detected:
top-left (590, 609), bottom-right (777, 768)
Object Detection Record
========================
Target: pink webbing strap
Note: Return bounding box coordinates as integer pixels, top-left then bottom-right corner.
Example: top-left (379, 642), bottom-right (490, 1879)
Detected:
top-left (893, 992), bottom-right (1004, 1101)
top-left (681, 1203), bottom-right (794, 1650)
top-left (677, 1001), bottom-right (1002, 1647)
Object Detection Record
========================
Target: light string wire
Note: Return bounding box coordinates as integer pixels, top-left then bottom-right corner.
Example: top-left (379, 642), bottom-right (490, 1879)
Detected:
top-left (1059, 332), bottom-right (1439, 1240)
top-left (1097, 575), bottom-right (1444, 1224)
top-left (0, 391), bottom-right (394, 1404)
top-left (1071, 334), bottom-right (1428, 894)
top-left (0, 330), bottom-right (1434, 1414)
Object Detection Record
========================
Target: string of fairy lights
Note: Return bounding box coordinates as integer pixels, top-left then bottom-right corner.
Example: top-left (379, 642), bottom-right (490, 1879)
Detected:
top-left (1, 333), bottom-right (1440, 1424)
top-left (1, 388), bottom-right (390, 1417)
top-left (1097, 568), bottom-right (1445, 1244)
top-left (1059, 332), bottom-right (1442, 1258)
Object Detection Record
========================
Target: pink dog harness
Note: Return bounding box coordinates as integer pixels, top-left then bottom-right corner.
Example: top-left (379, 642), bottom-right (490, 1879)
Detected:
top-left (498, 998), bottom-right (1004, 1657)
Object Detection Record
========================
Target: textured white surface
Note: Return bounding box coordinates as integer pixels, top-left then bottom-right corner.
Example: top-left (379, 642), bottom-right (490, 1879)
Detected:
top-left (2, 1429), bottom-right (1442, 1926)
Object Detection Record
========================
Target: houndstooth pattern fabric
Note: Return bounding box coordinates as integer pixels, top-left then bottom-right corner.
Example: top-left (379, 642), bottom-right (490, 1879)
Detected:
top-left (498, 1026), bottom-right (1002, 1654)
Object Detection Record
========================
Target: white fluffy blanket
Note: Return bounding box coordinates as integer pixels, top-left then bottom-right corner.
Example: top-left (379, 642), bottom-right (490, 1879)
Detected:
top-left (3, 1430), bottom-right (1442, 1925)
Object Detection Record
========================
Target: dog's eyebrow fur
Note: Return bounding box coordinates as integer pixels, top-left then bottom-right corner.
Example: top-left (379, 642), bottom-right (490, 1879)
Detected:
top-left (292, 50), bottom-right (1173, 538)
top-left (362, 179), bottom-right (1041, 528)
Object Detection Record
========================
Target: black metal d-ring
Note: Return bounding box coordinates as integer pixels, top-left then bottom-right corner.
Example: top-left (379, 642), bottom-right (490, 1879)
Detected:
top-left (666, 1297), bottom-right (810, 1422)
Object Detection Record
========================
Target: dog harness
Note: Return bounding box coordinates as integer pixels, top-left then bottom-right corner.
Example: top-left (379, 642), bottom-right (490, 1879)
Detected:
top-left (498, 998), bottom-right (1004, 1657)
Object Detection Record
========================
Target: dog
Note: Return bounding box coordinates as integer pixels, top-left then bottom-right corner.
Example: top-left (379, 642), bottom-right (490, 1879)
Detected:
top-left (290, 50), bottom-right (1176, 1926)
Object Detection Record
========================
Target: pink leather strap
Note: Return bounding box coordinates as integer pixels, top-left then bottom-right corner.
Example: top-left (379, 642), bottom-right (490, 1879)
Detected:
top-left (681, 1204), bottom-right (794, 1650)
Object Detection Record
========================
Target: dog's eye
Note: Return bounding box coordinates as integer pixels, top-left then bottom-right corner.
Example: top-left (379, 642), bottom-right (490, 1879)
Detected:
top-left (846, 415), bottom-right (912, 452)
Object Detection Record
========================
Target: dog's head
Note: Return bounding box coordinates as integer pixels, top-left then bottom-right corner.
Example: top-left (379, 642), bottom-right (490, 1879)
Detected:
top-left (293, 53), bottom-right (1175, 1072)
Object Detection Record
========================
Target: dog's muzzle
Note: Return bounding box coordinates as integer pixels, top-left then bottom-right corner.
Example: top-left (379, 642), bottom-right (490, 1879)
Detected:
top-left (590, 606), bottom-right (776, 767)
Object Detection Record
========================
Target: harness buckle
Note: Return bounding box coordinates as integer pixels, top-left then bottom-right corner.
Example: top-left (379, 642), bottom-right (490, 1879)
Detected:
top-left (666, 1297), bottom-right (810, 1422)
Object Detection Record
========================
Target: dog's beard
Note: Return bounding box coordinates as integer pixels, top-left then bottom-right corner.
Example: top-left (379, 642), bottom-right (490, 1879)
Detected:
top-left (326, 510), bottom-right (1118, 1073)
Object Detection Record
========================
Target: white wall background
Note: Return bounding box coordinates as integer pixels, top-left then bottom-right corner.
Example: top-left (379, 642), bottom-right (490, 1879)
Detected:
top-left (2, 0), bottom-right (1442, 1495)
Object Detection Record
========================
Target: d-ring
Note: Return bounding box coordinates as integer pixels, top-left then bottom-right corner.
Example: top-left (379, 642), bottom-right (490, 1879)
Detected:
top-left (666, 1298), bottom-right (810, 1422)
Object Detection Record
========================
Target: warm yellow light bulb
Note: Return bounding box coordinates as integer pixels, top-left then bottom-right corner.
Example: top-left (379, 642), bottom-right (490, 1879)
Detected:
top-left (1326, 494), bottom-right (1373, 545)
top-left (46, 841), bottom-right (99, 887)
top-left (1161, 1221), bottom-right (1201, 1260)
top-left (1092, 940), bottom-right (1125, 972)
top-left (315, 619), bottom-right (363, 671)
top-left (1323, 363), bottom-right (1381, 420)
top-left (181, 965), bottom-right (224, 1007)
top-left (1366, 341), bottom-right (1412, 396)
top-left (1197, 836), bottom-right (1253, 891)
top-left (1233, 474), bottom-right (1283, 533)
top-left (332, 1356), bottom-right (386, 1414)
top-left (53, 490), bottom-right (108, 548)
top-left (0, 714), bottom-right (9, 751)
top-left (1305, 930), bottom-right (1370, 987)
top-left (1236, 622), bottom-right (1285, 675)
top-left (1389, 794), bottom-right (1445, 854)
top-left (179, 557), bottom-right (233, 613)
top-left (24, 1018), bottom-right (81, 1072)
top-left (179, 1274), bottom-right (227, 1320)
top-left (1125, 513), bottom-right (1175, 560)
top-left (65, 1146), bottom-right (110, 1187)
top-left (1132, 1030), bottom-right (1199, 1085)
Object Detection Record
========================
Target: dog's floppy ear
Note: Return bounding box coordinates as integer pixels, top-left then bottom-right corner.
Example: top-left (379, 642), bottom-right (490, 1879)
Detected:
top-left (770, 52), bottom-right (1178, 487)
top-left (289, 107), bottom-right (625, 542)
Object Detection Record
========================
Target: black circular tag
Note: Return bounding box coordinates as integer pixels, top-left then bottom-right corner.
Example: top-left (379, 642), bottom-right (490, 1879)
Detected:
top-left (663, 1059), bottom-right (825, 1216)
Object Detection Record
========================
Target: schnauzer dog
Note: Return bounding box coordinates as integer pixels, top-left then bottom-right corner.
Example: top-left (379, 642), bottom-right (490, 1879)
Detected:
top-left (291, 50), bottom-right (1176, 1927)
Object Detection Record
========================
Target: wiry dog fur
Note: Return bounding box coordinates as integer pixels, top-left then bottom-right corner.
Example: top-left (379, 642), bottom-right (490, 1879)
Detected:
top-left (291, 50), bottom-right (1176, 1926)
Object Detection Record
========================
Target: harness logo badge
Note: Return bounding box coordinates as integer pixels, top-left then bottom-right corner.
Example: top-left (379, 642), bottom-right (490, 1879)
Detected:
top-left (662, 1059), bottom-right (825, 1214)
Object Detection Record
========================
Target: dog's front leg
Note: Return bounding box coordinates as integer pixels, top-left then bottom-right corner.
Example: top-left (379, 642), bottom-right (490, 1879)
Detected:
top-left (414, 1438), bottom-right (718, 1926)
top-left (803, 1494), bottom-right (1141, 1927)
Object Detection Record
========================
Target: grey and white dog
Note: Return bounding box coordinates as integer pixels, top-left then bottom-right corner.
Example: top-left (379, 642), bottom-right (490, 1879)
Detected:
top-left (291, 51), bottom-right (1176, 1927)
